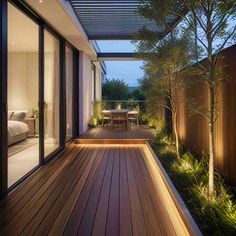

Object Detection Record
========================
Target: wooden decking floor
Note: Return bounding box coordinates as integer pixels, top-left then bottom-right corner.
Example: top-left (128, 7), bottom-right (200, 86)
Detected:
top-left (0, 144), bottom-right (181, 236)
top-left (79, 125), bottom-right (156, 140)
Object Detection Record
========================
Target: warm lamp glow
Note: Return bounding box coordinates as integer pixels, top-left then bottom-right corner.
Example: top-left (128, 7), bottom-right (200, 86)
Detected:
top-left (141, 145), bottom-right (191, 236)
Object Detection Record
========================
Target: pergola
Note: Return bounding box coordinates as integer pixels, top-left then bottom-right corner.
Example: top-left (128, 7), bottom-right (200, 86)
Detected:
top-left (67, 0), bottom-right (181, 40)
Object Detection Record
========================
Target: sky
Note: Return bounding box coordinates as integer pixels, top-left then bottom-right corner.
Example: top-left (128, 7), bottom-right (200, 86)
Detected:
top-left (96, 41), bottom-right (144, 87)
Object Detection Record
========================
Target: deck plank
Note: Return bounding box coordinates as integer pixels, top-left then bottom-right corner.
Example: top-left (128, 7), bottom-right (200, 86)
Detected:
top-left (47, 147), bottom-right (101, 235)
top-left (0, 146), bottom-right (88, 234)
top-left (129, 147), bottom-right (162, 236)
top-left (91, 148), bottom-right (114, 236)
top-left (106, 146), bottom-right (120, 236)
top-left (62, 147), bottom-right (105, 235)
top-left (119, 146), bottom-right (133, 236)
top-left (77, 148), bottom-right (109, 236)
top-left (21, 146), bottom-right (94, 235)
top-left (0, 144), bottom-right (193, 236)
top-left (125, 146), bottom-right (147, 236)
top-left (78, 125), bottom-right (156, 140)
top-left (137, 146), bottom-right (176, 236)
top-left (0, 145), bottom-right (80, 216)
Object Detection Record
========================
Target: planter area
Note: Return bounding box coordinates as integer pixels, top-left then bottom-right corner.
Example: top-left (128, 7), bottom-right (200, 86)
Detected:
top-left (151, 132), bottom-right (236, 235)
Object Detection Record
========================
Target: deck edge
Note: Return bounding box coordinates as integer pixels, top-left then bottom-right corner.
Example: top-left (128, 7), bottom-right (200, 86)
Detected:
top-left (145, 142), bottom-right (202, 236)
top-left (74, 139), bottom-right (147, 144)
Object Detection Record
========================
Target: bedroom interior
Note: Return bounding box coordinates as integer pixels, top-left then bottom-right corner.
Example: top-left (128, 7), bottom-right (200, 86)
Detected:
top-left (7, 3), bottom-right (61, 187)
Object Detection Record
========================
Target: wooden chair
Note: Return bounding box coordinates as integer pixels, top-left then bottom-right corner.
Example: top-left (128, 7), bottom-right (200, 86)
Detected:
top-left (110, 112), bottom-right (128, 130)
top-left (128, 111), bottom-right (139, 127)
top-left (102, 110), bottom-right (111, 126)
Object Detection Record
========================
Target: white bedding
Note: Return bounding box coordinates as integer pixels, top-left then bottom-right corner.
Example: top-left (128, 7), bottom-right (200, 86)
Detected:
top-left (8, 120), bottom-right (29, 138)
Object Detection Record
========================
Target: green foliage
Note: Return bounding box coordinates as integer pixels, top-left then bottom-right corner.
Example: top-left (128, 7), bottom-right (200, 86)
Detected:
top-left (92, 100), bottom-right (104, 121)
top-left (137, 0), bottom-right (236, 57)
top-left (130, 88), bottom-right (145, 101)
top-left (102, 78), bottom-right (129, 100)
top-left (136, 30), bottom-right (195, 157)
top-left (88, 116), bottom-right (97, 128)
top-left (137, 0), bottom-right (236, 194)
top-left (152, 133), bottom-right (236, 235)
top-left (190, 179), bottom-right (236, 235)
top-left (88, 101), bottom-right (104, 128)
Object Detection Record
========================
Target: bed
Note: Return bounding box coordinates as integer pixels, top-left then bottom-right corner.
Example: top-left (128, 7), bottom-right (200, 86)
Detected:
top-left (8, 111), bottom-right (29, 146)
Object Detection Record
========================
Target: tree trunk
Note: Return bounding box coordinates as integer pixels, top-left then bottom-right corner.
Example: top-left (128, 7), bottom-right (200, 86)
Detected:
top-left (165, 96), bottom-right (173, 135)
top-left (208, 85), bottom-right (215, 196)
top-left (173, 112), bottom-right (180, 158)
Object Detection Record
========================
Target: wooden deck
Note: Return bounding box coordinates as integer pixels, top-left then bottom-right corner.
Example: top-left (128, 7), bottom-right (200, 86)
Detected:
top-left (0, 143), bottom-right (199, 236)
top-left (78, 125), bottom-right (156, 140)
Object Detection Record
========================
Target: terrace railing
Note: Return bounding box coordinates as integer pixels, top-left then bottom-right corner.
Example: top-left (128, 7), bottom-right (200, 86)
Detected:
top-left (97, 100), bottom-right (147, 112)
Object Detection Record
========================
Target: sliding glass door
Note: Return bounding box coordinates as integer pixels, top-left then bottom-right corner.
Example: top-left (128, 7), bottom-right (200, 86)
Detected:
top-left (0, 0), bottom-right (79, 195)
top-left (65, 46), bottom-right (73, 141)
top-left (44, 30), bottom-right (60, 157)
top-left (7, 2), bottom-right (39, 187)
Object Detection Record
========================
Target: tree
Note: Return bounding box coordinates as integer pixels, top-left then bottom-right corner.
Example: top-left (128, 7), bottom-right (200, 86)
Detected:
top-left (136, 30), bottom-right (194, 158)
top-left (130, 88), bottom-right (145, 101)
top-left (138, 0), bottom-right (236, 195)
top-left (102, 78), bottom-right (129, 100)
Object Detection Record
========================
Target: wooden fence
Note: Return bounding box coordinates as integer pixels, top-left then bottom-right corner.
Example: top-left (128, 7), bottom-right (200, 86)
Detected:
top-left (176, 44), bottom-right (236, 186)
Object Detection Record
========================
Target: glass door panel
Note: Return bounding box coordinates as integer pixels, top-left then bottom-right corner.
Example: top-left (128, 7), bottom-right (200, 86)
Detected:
top-left (7, 3), bottom-right (39, 187)
top-left (44, 30), bottom-right (60, 157)
top-left (65, 46), bottom-right (73, 141)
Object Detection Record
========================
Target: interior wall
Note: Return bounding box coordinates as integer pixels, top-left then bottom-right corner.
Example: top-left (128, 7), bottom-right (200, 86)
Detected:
top-left (79, 51), bottom-right (93, 134)
top-left (8, 52), bottom-right (38, 115)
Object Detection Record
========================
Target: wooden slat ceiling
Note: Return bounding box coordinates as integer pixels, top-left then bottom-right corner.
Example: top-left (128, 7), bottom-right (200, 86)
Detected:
top-left (67, 0), bottom-right (176, 40)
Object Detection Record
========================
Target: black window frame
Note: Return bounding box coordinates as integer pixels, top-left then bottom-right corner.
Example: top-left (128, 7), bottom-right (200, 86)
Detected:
top-left (0, 0), bottom-right (80, 197)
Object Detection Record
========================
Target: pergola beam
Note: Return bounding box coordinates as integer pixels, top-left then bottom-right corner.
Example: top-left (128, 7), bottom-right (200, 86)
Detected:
top-left (67, 0), bottom-right (186, 40)
top-left (67, 0), bottom-right (168, 40)
top-left (97, 52), bottom-right (142, 61)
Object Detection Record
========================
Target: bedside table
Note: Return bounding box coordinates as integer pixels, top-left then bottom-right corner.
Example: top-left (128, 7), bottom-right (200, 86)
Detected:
top-left (24, 118), bottom-right (38, 137)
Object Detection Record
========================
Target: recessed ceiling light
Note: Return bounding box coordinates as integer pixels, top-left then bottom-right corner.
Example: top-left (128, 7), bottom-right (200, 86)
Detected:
top-left (39, 0), bottom-right (43, 3)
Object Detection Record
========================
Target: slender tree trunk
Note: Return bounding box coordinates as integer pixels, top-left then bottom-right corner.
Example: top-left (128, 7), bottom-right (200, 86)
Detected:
top-left (173, 111), bottom-right (180, 158)
top-left (208, 84), bottom-right (215, 196)
top-left (206, 6), bottom-right (215, 196)
top-left (166, 76), bottom-right (173, 135)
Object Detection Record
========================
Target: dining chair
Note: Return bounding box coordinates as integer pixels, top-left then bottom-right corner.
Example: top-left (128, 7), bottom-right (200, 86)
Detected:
top-left (102, 110), bottom-right (111, 126)
top-left (128, 111), bottom-right (139, 127)
top-left (110, 112), bottom-right (128, 130)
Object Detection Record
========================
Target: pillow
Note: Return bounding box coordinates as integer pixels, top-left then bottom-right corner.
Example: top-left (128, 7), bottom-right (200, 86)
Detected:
top-left (8, 111), bottom-right (14, 120)
top-left (11, 111), bottom-right (27, 121)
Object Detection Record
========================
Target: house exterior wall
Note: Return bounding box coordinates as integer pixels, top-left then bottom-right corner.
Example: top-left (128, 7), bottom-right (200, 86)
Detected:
top-left (78, 54), bottom-right (104, 134)
top-left (95, 66), bottom-right (102, 100)
top-left (79, 52), bottom-right (93, 134)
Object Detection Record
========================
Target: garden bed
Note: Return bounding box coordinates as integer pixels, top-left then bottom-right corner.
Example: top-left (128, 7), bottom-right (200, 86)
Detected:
top-left (150, 133), bottom-right (236, 236)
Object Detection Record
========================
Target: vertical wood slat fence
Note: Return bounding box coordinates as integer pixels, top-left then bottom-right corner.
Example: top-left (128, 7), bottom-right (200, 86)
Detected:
top-left (176, 44), bottom-right (236, 186)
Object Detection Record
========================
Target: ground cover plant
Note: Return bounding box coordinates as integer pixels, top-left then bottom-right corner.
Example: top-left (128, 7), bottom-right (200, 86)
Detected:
top-left (151, 130), bottom-right (236, 235)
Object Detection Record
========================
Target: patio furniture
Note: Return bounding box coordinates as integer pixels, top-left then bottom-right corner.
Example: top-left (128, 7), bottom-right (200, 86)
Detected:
top-left (110, 109), bottom-right (129, 130)
top-left (128, 110), bottom-right (139, 126)
top-left (102, 110), bottom-right (111, 126)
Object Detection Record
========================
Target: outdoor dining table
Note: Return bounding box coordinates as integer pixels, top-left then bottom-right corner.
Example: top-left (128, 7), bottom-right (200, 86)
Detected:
top-left (102, 109), bottom-right (139, 129)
